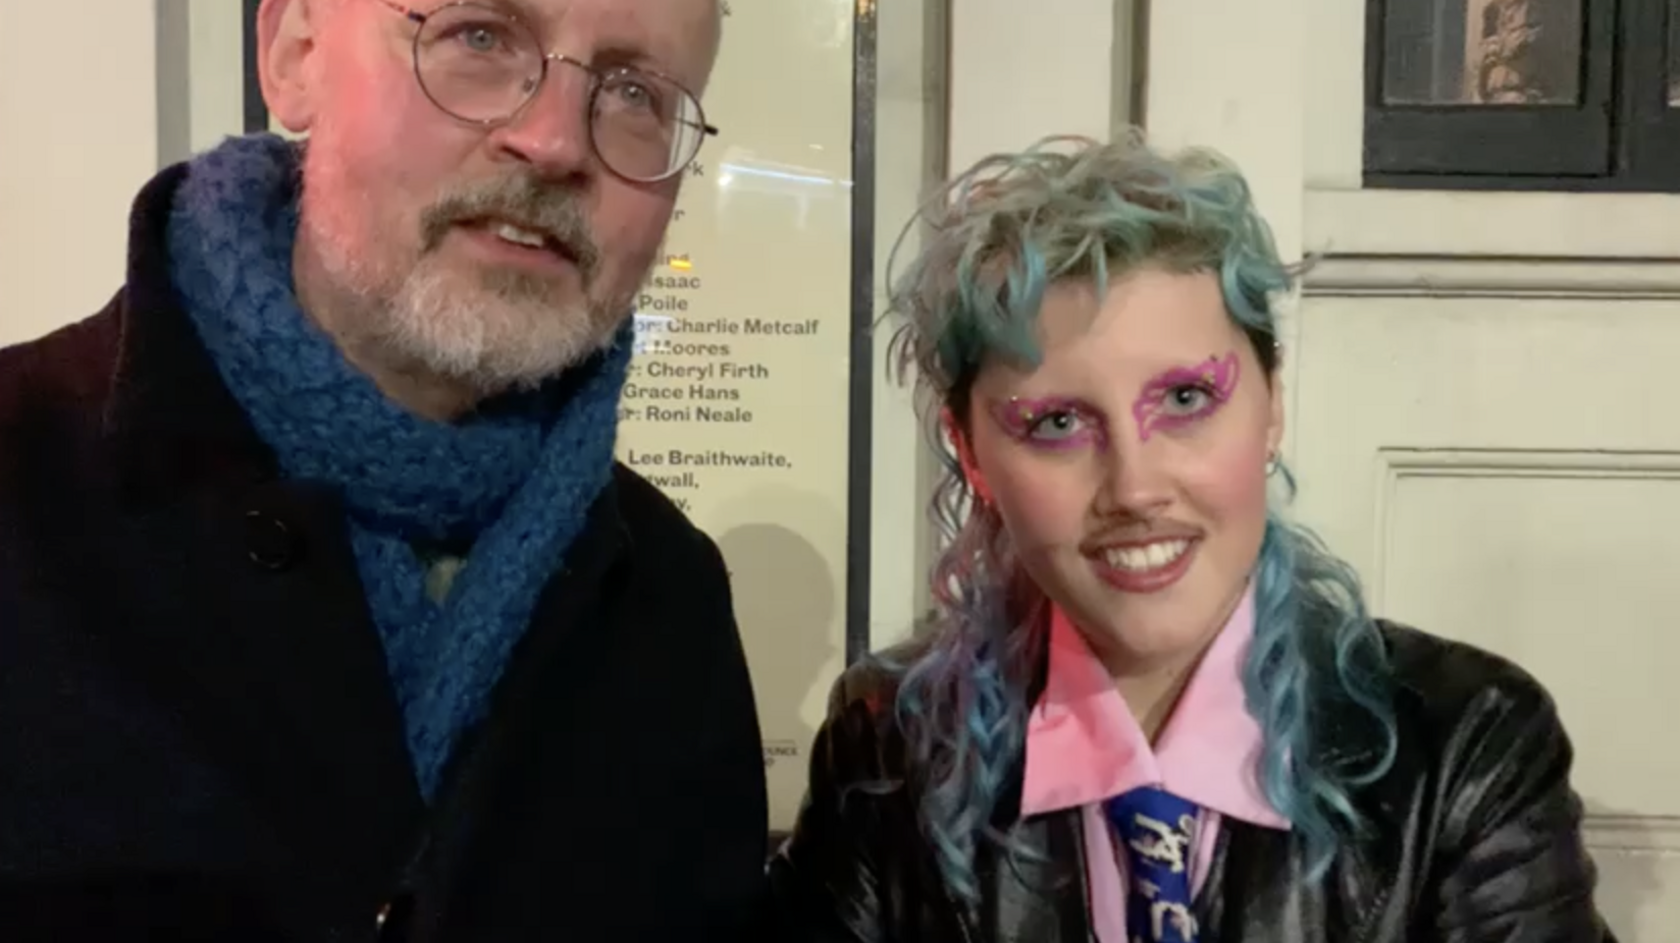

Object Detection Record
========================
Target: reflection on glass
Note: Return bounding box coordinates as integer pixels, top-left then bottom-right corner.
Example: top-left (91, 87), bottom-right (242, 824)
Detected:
top-left (1669, 0), bottom-right (1680, 105)
top-left (1382, 0), bottom-right (1582, 105)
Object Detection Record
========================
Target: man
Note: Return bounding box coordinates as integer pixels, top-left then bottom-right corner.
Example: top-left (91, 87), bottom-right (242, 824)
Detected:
top-left (0, 0), bottom-right (767, 939)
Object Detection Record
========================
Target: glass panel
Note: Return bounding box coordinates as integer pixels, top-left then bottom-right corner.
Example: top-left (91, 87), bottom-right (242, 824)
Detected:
top-left (611, 0), bottom-right (947, 833)
top-left (615, 0), bottom-right (857, 833)
top-left (1382, 0), bottom-right (1583, 105)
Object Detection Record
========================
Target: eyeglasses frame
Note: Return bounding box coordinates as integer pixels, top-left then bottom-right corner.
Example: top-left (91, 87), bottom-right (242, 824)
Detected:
top-left (370, 0), bottom-right (720, 183)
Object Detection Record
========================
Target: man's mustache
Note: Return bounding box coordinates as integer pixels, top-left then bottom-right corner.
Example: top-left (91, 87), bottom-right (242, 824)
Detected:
top-left (419, 175), bottom-right (601, 281)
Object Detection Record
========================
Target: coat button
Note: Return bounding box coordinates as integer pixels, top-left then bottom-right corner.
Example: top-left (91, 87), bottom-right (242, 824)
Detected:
top-left (244, 510), bottom-right (300, 571)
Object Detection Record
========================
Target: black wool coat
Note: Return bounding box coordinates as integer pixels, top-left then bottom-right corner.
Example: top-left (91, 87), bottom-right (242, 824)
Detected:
top-left (0, 162), bottom-right (770, 942)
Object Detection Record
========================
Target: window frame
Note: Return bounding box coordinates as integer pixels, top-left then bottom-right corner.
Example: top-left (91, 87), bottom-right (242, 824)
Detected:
top-left (1363, 0), bottom-right (1680, 193)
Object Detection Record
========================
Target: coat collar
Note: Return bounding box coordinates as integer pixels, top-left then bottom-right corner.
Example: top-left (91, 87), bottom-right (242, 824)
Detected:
top-left (974, 602), bottom-right (1402, 939)
top-left (1021, 585), bottom-right (1287, 829)
top-left (102, 161), bottom-right (279, 510)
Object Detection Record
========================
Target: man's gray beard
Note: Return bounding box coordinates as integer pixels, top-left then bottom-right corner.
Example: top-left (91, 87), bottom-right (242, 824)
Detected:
top-left (295, 132), bottom-right (629, 395)
top-left (315, 232), bottom-right (630, 395)
top-left (378, 252), bottom-right (628, 392)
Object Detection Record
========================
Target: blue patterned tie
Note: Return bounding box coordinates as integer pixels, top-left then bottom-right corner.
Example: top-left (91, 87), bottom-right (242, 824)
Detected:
top-left (1104, 786), bottom-right (1202, 943)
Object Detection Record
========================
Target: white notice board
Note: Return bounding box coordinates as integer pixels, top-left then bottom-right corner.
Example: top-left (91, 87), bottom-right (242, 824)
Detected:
top-left (617, 0), bottom-right (862, 832)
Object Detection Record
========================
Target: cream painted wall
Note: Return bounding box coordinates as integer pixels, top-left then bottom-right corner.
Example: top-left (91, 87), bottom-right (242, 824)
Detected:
top-left (1141, 0), bottom-right (1306, 260)
top-left (0, 3), bottom-right (160, 346)
top-left (947, 0), bottom-right (1137, 175)
top-left (867, 0), bottom-right (946, 648)
top-left (0, 0), bottom-right (252, 348)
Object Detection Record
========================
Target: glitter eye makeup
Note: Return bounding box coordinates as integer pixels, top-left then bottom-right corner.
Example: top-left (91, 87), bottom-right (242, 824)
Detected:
top-left (1131, 351), bottom-right (1240, 441)
top-left (989, 396), bottom-right (1106, 451)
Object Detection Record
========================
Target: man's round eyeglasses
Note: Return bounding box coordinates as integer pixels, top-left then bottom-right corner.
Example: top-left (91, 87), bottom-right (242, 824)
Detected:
top-left (375, 0), bottom-right (718, 183)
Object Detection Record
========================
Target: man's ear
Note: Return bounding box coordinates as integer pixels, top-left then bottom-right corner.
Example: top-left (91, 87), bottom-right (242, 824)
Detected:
top-left (942, 407), bottom-right (993, 505)
top-left (258, 0), bottom-right (328, 134)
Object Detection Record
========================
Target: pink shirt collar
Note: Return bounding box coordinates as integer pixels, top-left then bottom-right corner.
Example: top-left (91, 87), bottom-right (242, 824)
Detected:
top-left (1019, 584), bottom-right (1288, 829)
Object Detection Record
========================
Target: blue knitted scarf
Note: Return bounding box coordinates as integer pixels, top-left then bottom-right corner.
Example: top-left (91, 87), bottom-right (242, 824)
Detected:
top-left (167, 133), bottom-right (631, 801)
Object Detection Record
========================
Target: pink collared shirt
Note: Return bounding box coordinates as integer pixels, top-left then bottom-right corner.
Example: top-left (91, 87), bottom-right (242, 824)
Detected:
top-left (1019, 585), bottom-right (1288, 942)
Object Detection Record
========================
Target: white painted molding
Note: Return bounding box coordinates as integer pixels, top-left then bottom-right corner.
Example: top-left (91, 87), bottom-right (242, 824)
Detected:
top-left (1584, 814), bottom-right (1680, 854)
top-left (1306, 189), bottom-right (1680, 262)
top-left (1303, 256), bottom-right (1680, 300)
top-left (1367, 449), bottom-right (1680, 612)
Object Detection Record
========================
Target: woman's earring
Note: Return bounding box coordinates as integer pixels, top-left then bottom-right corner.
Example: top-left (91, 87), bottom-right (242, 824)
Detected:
top-left (1265, 451), bottom-right (1280, 477)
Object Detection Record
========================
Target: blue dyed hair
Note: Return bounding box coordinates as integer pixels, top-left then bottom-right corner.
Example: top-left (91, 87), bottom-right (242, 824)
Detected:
top-left (879, 132), bottom-right (1399, 909)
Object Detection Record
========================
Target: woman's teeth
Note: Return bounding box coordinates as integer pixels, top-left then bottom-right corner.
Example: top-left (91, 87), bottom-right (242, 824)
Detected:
top-left (1104, 539), bottom-right (1190, 572)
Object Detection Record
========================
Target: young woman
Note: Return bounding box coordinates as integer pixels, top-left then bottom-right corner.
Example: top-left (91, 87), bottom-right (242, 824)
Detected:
top-left (768, 133), bottom-right (1613, 942)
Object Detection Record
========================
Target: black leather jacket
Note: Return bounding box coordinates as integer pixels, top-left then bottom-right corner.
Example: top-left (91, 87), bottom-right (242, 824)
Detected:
top-left (768, 622), bottom-right (1616, 942)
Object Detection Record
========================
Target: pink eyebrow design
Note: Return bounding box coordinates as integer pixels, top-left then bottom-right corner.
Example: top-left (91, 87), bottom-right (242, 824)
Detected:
top-left (1131, 351), bottom-right (1241, 441)
top-left (989, 396), bottom-right (1106, 449)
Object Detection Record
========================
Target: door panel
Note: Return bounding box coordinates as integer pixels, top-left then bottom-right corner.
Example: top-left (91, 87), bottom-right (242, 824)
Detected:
top-left (1291, 286), bottom-right (1680, 939)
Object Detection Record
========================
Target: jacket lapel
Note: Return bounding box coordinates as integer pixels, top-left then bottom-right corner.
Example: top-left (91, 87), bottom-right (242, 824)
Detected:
top-left (1197, 733), bottom-right (1411, 942)
top-left (999, 732), bottom-right (1409, 940)
top-left (978, 805), bottom-right (1092, 942)
top-left (402, 492), bottom-right (630, 939)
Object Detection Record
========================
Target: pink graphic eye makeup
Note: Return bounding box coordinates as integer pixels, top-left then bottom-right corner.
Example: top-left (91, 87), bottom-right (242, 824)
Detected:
top-left (989, 396), bottom-right (1106, 451)
top-left (1131, 351), bottom-right (1240, 441)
